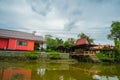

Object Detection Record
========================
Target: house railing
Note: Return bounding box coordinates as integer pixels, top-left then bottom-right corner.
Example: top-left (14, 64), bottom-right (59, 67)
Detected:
top-left (72, 50), bottom-right (96, 56)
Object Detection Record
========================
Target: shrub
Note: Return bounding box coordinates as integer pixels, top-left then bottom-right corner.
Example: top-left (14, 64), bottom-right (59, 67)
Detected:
top-left (25, 52), bottom-right (39, 60)
top-left (96, 51), bottom-right (115, 62)
top-left (46, 49), bottom-right (52, 52)
top-left (47, 51), bottom-right (61, 59)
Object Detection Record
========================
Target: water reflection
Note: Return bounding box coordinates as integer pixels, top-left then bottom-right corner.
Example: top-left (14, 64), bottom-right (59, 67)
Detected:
top-left (0, 62), bottom-right (120, 80)
top-left (0, 68), bottom-right (31, 80)
top-left (37, 68), bottom-right (46, 76)
top-left (93, 75), bottom-right (119, 80)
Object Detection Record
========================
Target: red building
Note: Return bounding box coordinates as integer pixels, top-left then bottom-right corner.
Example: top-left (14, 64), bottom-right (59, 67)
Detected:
top-left (0, 29), bottom-right (45, 51)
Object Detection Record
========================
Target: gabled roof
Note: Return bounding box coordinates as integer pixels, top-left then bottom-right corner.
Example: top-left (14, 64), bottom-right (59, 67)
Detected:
top-left (76, 37), bottom-right (90, 45)
top-left (0, 29), bottom-right (45, 42)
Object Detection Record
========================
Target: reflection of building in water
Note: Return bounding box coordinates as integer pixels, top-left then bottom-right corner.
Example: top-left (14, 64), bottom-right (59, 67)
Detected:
top-left (37, 68), bottom-right (46, 76)
top-left (0, 69), bottom-right (3, 80)
top-left (0, 68), bottom-right (31, 80)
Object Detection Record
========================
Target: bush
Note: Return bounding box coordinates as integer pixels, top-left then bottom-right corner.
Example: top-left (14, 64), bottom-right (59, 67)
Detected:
top-left (96, 52), bottom-right (105, 59)
top-left (25, 52), bottom-right (39, 60)
top-left (47, 51), bottom-right (61, 59)
top-left (46, 49), bottom-right (52, 52)
top-left (96, 52), bottom-right (115, 62)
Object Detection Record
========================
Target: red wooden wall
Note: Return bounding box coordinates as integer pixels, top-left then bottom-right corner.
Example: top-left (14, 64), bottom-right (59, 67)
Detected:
top-left (15, 39), bottom-right (34, 51)
top-left (0, 38), bottom-right (35, 51)
top-left (8, 38), bottom-right (16, 50)
top-left (0, 38), bottom-right (8, 49)
top-left (8, 38), bottom-right (34, 51)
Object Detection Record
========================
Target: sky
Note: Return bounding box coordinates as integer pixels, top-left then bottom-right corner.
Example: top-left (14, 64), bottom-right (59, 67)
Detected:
top-left (0, 0), bottom-right (120, 45)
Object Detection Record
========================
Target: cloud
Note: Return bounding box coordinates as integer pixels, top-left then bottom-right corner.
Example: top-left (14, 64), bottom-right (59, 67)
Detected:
top-left (0, 0), bottom-right (120, 45)
top-left (27, 0), bottom-right (52, 16)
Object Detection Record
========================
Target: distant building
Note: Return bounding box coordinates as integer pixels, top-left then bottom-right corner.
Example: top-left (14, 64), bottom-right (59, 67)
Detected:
top-left (0, 29), bottom-right (45, 51)
top-left (93, 44), bottom-right (114, 50)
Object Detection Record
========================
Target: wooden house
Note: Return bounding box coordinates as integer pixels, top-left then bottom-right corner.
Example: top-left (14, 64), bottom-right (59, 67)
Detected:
top-left (70, 38), bottom-right (96, 56)
top-left (0, 29), bottom-right (45, 51)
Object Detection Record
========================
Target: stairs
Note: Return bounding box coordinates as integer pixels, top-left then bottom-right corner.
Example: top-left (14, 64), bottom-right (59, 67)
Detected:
top-left (89, 55), bottom-right (101, 62)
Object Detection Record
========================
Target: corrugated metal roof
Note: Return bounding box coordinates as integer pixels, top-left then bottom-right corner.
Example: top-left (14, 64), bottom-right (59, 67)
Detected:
top-left (0, 29), bottom-right (45, 42)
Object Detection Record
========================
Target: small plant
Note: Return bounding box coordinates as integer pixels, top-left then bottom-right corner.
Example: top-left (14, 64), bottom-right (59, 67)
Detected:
top-left (47, 51), bottom-right (61, 59)
top-left (25, 51), bottom-right (39, 60)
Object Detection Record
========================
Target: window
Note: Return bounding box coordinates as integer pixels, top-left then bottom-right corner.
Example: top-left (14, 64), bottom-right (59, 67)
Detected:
top-left (17, 40), bottom-right (27, 46)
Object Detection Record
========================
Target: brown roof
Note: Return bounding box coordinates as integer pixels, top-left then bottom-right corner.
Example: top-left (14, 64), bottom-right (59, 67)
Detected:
top-left (0, 29), bottom-right (45, 42)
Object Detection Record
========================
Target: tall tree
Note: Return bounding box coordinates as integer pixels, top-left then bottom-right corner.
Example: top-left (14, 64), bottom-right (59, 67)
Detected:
top-left (108, 21), bottom-right (120, 48)
top-left (108, 21), bottom-right (120, 40)
top-left (77, 33), bottom-right (94, 43)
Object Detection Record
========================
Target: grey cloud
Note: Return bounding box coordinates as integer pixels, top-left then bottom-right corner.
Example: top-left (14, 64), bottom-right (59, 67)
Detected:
top-left (27, 0), bottom-right (52, 16)
top-left (64, 21), bottom-right (76, 31)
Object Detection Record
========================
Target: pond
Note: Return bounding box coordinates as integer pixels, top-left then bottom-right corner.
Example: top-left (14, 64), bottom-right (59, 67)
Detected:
top-left (0, 61), bottom-right (120, 80)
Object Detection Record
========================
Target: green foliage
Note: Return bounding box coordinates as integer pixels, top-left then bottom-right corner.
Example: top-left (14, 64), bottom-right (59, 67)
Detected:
top-left (45, 34), bottom-right (76, 52)
top-left (25, 52), bottom-right (39, 60)
top-left (114, 38), bottom-right (120, 49)
top-left (96, 51), bottom-right (115, 62)
top-left (46, 49), bottom-right (53, 52)
top-left (64, 38), bottom-right (76, 49)
top-left (64, 41), bottom-right (70, 49)
top-left (45, 35), bottom-right (56, 50)
top-left (108, 21), bottom-right (120, 49)
top-left (77, 33), bottom-right (94, 43)
top-left (56, 38), bottom-right (64, 46)
top-left (47, 51), bottom-right (61, 59)
top-left (107, 21), bottom-right (120, 61)
top-left (45, 35), bottom-right (64, 51)
top-left (108, 21), bottom-right (120, 40)
top-left (96, 52), bottom-right (106, 59)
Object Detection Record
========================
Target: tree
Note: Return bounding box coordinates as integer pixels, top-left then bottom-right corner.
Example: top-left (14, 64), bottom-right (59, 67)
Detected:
top-left (64, 38), bottom-right (75, 45)
top-left (77, 33), bottom-right (94, 43)
top-left (45, 35), bottom-right (64, 51)
top-left (108, 21), bottom-right (120, 40)
top-left (64, 38), bottom-right (76, 50)
top-left (108, 21), bottom-right (120, 48)
top-left (114, 38), bottom-right (119, 48)
top-left (55, 38), bottom-right (64, 46)
top-left (77, 33), bottom-right (86, 38)
top-left (45, 35), bottom-right (56, 50)
top-left (108, 21), bottom-right (120, 61)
